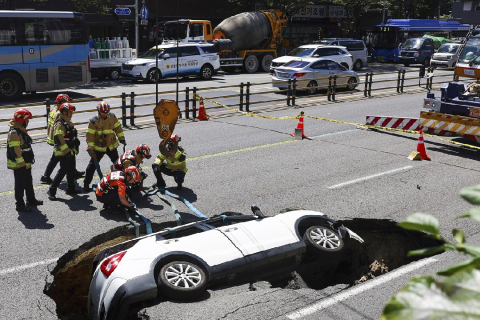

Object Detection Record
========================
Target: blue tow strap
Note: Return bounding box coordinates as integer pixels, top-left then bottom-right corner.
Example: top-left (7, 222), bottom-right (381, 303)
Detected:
top-left (135, 208), bottom-right (152, 234)
top-left (145, 188), bottom-right (208, 221)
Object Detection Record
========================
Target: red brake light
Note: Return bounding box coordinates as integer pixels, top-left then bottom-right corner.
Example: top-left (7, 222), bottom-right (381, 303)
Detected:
top-left (293, 73), bottom-right (306, 77)
top-left (100, 251), bottom-right (126, 277)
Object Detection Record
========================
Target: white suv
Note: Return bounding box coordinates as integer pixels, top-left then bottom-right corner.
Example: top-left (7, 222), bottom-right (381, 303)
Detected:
top-left (122, 42), bottom-right (220, 83)
top-left (270, 45), bottom-right (353, 73)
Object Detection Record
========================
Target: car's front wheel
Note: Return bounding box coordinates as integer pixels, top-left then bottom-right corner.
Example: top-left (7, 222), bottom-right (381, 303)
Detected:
top-left (158, 260), bottom-right (208, 300)
top-left (146, 68), bottom-right (160, 83)
top-left (306, 81), bottom-right (318, 95)
top-left (346, 77), bottom-right (357, 90)
top-left (303, 226), bottom-right (344, 253)
top-left (353, 59), bottom-right (363, 71)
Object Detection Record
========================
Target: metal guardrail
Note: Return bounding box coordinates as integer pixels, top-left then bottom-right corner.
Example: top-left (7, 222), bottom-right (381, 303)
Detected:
top-left (0, 68), bottom-right (456, 138)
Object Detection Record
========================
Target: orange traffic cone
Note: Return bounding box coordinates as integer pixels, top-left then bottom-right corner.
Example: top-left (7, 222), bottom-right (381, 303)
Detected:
top-left (291, 111), bottom-right (308, 139)
top-left (196, 97), bottom-right (209, 121)
top-left (417, 129), bottom-right (431, 160)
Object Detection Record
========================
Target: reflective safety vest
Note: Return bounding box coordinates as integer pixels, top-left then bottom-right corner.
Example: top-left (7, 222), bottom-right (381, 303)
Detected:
top-left (96, 171), bottom-right (127, 197)
top-left (154, 146), bottom-right (187, 173)
top-left (86, 113), bottom-right (125, 152)
top-left (53, 115), bottom-right (76, 157)
top-left (46, 105), bottom-right (60, 146)
top-left (7, 121), bottom-right (34, 170)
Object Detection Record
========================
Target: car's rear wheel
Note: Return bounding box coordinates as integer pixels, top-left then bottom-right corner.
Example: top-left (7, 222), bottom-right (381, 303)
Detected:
top-left (353, 59), bottom-right (363, 71)
top-left (306, 81), bottom-right (318, 95)
top-left (346, 77), bottom-right (357, 90)
top-left (200, 64), bottom-right (213, 80)
top-left (158, 260), bottom-right (208, 300)
top-left (303, 226), bottom-right (344, 253)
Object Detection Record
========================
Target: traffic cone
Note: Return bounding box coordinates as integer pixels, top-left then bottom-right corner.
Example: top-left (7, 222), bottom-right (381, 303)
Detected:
top-left (196, 96), bottom-right (209, 121)
top-left (291, 111), bottom-right (308, 139)
top-left (417, 129), bottom-right (431, 160)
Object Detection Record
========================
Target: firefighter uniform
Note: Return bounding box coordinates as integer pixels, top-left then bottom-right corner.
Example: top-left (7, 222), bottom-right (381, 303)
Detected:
top-left (7, 117), bottom-right (42, 211)
top-left (95, 167), bottom-right (139, 213)
top-left (48, 110), bottom-right (80, 200)
top-left (152, 146), bottom-right (187, 190)
top-left (84, 112), bottom-right (126, 190)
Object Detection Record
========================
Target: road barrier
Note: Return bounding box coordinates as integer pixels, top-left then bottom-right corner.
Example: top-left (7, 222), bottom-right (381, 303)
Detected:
top-left (0, 68), bottom-right (457, 140)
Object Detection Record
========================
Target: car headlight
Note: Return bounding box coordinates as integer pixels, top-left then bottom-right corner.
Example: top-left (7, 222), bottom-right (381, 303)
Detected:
top-left (447, 55), bottom-right (452, 59)
top-left (413, 51), bottom-right (419, 57)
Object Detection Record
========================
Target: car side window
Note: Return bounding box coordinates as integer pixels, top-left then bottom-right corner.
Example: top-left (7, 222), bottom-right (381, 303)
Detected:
top-left (181, 46), bottom-right (200, 57)
top-left (312, 48), bottom-right (326, 57)
top-left (163, 48), bottom-right (178, 58)
top-left (310, 61), bottom-right (328, 70)
top-left (327, 60), bottom-right (342, 70)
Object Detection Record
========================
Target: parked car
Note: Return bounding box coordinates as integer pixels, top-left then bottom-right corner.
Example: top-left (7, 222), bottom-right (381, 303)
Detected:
top-left (312, 39), bottom-right (368, 71)
top-left (121, 42), bottom-right (220, 83)
top-left (270, 45), bottom-right (353, 74)
top-left (272, 58), bottom-right (360, 94)
top-left (430, 43), bottom-right (461, 68)
top-left (398, 37), bottom-right (435, 67)
top-left (88, 208), bottom-right (363, 320)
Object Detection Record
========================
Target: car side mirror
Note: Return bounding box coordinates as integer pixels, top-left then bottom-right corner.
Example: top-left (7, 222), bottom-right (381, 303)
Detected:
top-left (163, 53), bottom-right (171, 59)
top-left (342, 66), bottom-right (347, 71)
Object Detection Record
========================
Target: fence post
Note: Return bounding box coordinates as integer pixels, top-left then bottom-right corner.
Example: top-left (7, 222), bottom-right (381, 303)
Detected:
top-left (368, 73), bottom-right (373, 97)
top-left (428, 67), bottom-right (433, 92)
top-left (185, 87), bottom-right (190, 119)
top-left (400, 70), bottom-right (405, 93)
top-left (364, 73), bottom-right (369, 97)
top-left (246, 82), bottom-right (250, 112)
top-left (44, 98), bottom-right (51, 126)
top-left (332, 75), bottom-right (337, 101)
top-left (121, 92), bottom-right (127, 127)
top-left (328, 76), bottom-right (332, 101)
top-left (292, 78), bottom-right (296, 107)
top-left (240, 82), bottom-right (244, 111)
top-left (396, 70), bottom-right (402, 93)
top-left (287, 79), bottom-right (291, 106)
top-left (192, 87), bottom-right (197, 119)
top-left (130, 92), bottom-right (135, 126)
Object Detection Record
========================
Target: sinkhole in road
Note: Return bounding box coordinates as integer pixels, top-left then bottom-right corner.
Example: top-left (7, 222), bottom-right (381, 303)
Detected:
top-left (44, 218), bottom-right (442, 320)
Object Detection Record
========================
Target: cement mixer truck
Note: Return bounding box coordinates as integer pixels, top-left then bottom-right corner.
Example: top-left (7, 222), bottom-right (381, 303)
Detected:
top-left (160, 10), bottom-right (288, 73)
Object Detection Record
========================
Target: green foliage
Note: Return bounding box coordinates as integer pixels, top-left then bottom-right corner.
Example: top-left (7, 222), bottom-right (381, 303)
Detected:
top-left (225, 0), bottom-right (314, 16)
top-left (381, 184), bottom-right (480, 319)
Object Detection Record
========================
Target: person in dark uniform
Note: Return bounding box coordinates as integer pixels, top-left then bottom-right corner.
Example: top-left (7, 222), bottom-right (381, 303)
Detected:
top-left (7, 108), bottom-right (43, 211)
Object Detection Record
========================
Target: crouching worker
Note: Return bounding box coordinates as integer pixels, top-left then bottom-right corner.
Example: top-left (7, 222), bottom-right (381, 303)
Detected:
top-left (96, 166), bottom-right (140, 213)
top-left (152, 134), bottom-right (187, 190)
top-left (112, 144), bottom-right (151, 194)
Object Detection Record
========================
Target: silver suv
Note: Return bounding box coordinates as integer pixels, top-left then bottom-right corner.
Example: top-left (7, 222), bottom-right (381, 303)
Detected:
top-left (313, 39), bottom-right (368, 70)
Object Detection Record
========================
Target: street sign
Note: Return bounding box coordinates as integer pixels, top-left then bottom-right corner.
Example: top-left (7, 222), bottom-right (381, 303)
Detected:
top-left (141, 20), bottom-right (148, 25)
top-left (115, 7), bottom-right (131, 15)
top-left (140, 6), bottom-right (149, 20)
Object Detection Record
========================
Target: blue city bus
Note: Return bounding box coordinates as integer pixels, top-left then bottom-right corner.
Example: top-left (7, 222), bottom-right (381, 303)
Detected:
top-left (0, 11), bottom-right (91, 101)
top-left (368, 19), bottom-right (470, 62)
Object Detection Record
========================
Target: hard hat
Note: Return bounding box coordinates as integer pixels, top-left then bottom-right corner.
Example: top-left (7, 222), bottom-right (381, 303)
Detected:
top-left (125, 166), bottom-right (140, 183)
top-left (13, 108), bottom-right (33, 123)
top-left (170, 134), bottom-right (181, 143)
top-left (136, 144), bottom-right (152, 159)
top-left (60, 103), bottom-right (76, 114)
top-left (97, 101), bottom-right (110, 114)
top-left (55, 94), bottom-right (71, 104)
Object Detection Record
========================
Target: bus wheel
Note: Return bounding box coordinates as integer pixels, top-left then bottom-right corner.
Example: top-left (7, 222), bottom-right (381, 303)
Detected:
top-left (0, 72), bottom-right (24, 101)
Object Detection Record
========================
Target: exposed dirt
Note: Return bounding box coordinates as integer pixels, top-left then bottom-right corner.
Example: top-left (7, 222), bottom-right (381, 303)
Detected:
top-left (44, 218), bottom-right (442, 320)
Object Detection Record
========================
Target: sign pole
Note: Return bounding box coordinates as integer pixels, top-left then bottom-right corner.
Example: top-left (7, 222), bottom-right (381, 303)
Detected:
top-left (135, 0), bottom-right (139, 55)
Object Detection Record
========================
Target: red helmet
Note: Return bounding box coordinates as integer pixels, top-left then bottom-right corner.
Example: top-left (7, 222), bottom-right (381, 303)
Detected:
top-left (13, 108), bottom-right (33, 123)
top-left (60, 103), bottom-right (76, 114)
top-left (170, 134), bottom-right (181, 143)
top-left (125, 166), bottom-right (140, 183)
top-left (136, 144), bottom-right (151, 159)
top-left (97, 101), bottom-right (110, 114)
top-left (56, 94), bottom-right (71, 104)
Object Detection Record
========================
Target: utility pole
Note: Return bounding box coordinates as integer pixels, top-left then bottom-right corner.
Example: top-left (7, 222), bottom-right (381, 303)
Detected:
top-left (382, 0), bottom-right (386, 24)
top-left (135, 0), bottom-right (139, 54)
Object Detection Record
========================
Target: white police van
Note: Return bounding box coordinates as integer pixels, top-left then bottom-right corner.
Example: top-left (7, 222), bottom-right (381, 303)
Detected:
top-left (121, 42), bottom-right (220, 83)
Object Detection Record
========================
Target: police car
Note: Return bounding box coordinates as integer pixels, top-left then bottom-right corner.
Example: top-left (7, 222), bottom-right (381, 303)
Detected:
top-left (121, 42), bottom-right (220, 83)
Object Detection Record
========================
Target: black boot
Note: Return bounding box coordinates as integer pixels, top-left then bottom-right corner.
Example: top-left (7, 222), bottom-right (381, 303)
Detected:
top-left (40, 176), bottom-right (53, 184)
top-left (75, 170), bottom-right (85, 179)
top-left (177, 183), bottom-right (183, 190)
top-left (66, 188), bottom-right (81, 195)
top-left (27, 199), bottom-right (43, 206)
top-left (16, 203), bottom-right (32, 212)
top-left (47, 189), bottom-right (57, 201)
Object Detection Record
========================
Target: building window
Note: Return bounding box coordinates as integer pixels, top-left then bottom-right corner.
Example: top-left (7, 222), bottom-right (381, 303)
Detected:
top-left (463, 1), bottom-right (472, 11)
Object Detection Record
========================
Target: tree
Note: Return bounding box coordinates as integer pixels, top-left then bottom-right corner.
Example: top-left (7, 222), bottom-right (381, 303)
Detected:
top-left (226, 0), bottom-right (313, 17)
top-left (0, 0), bottom-right (111, 15)
top-left (381, 184), bottom-right (480, 319)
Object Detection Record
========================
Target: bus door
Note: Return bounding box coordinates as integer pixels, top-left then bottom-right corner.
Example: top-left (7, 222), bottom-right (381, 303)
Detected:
top-left (23, 45), bottom-right (54, 91)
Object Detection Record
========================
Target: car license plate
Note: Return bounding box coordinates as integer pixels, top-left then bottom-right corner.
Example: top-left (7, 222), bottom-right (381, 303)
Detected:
top-left (465, 69), bottom-right (475, 76)
top-left (277, 72), bottom-right (289, 78)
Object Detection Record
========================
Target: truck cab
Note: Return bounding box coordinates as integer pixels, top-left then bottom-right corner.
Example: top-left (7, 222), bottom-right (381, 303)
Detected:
top-left (399, 37), bottom-right (434, 67)
top-left (163, 20), bottom-right (213, 42)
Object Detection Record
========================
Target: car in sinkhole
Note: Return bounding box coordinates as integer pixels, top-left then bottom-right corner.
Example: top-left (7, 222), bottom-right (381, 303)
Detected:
top-left (87, 207), bottom-right (364, 320)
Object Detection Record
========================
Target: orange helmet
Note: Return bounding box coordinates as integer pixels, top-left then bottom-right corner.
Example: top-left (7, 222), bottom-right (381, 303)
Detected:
top-left (125, 166), bottom-right (140, 183)
top-left (136, 144), bottom-right (151, 159)
top-left (60, 103), bottom-right (76, 114)
top-left (13, 108), bottom-right (33, 123)
top-left (55, 94), bottom-right (71, 104)
top-left (97, 101), bottom-right (110, 114)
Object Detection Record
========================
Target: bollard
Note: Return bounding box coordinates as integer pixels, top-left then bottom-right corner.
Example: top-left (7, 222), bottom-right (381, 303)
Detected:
top-left (240, 82), bottom-right (244, 111)
top-left (453, 70), bottom-right (459, 81)
top-left (121, 92), bottom-right (127, 127)
top-left (185, 87), bottom-right (190, 119)
top-left (368, 73), bottom-right (373, 97)
top-left (130, 92), bottom-right (135, 126)
top-left (397, 70), bottom-right (402, 93)
top-left (192, 87), bottom-right (197, 119)
top-left (328, 76), bottom-right (332, 101)
top-left (364, 73), bottom-right (369, 97)
top-left (246, 82), bottom-right (250, 112)
top-left (287, 79), bottom-right (291, 106)
top-left (44, 98), bottom-right (51, 126)
top-left (332, 75), bottom-right (337, 101)
top-left (292, 78), bottom-right (297, 107)
top-left (400, 70), bottom-right (405, 93)
top-left (427, 67), bottom-right (433, 92)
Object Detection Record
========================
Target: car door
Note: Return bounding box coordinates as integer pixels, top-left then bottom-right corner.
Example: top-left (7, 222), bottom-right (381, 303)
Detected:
top-left (216, 218), bottom-right (299, 256)
top-left (179, 46), bottom-right (201, 76)
top-left (326, 60), bottom-right (348, 86)
top-left (310, 60), bottom-right (330, 90)
top-left (160, 47), bottom-right (178, 78)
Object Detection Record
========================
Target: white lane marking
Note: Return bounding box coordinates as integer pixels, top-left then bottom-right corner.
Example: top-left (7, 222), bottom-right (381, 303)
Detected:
top-left (328, 165), bottom-right (413, 189)
top-left (0, 258), bottom-right (58, 276)
top-left (286, 257), bottom-right (437, 319)
top-left (311, 129), bottom-right (358, 139)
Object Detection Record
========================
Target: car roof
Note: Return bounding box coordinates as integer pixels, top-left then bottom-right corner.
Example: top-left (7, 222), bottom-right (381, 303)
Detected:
top-left (150, 43), bottom-right (202, 49)
top-left (286, 57), bottom-right (337, 63)
top-left (299, 44), bottom-right (347, 49)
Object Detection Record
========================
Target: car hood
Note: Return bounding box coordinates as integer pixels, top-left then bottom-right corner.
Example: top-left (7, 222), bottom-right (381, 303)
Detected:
top-left (433, 53), bottom-right (455, 57)
top-left (272, 56), bottom-right (298, 64)
top-left (124, 58), bottom-right (154, 65)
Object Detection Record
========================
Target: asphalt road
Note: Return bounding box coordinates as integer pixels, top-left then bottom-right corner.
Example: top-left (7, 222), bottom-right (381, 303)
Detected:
top-left (1, 64), bottom-right (478, 319)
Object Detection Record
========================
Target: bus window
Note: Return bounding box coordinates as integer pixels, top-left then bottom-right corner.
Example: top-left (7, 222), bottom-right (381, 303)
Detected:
top-left (0, 19), bottom-right (21, 45)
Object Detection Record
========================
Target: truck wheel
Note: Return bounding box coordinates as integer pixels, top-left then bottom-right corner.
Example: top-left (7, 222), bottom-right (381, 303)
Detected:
top-left (0, 72), bottom-right (24, 101)
top-left (108, 68), bottom-right (120, 80)
top-left (146, 68), bottom-right (160, 83)
top-left (200, 64), bottom-right (213, 80)
top-left (423, 58), bottom-right (430, 67)
top-left (244, 55), bottom-right (259, 73)
top-left (260, 55), bottom-right (274, 73)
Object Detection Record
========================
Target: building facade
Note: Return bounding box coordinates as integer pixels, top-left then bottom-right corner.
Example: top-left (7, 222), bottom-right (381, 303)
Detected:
top-left (452, 0), bottom-right (480, 25)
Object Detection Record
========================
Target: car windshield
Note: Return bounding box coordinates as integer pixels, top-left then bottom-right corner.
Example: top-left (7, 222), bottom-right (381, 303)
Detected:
top-left (288, 47), bottom-right (315, 57)
top-left (401, 39), bottom-right (423, 49)
top-left (437, 44), bottom-right (460, 53)
top-left (283, 61), bottom-right (309, 68)
top-left (139, 48), bottom-right (164, 58)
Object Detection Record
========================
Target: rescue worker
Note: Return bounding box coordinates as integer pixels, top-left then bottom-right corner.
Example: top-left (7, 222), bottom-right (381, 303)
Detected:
top-left (47, 103), bottom-right (81, 200)
top-left (152, 134), bottom-right (187, 190)
top-left (41, 94), bottom-right (84, 184)
top-left (95, 166), bottom-right (140, 213)
top-left (84, 101), bottom-right (126, 192)
top-left (7, 108), bottom-right (43, 211)
top-left (111, 144), bottom-right (151, 186)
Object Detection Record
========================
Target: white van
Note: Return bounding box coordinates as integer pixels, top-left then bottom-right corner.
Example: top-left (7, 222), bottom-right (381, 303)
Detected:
top-left (314, 39), bottom-right (368, 70)
top-left (121, 42), bottom-right (220, 83)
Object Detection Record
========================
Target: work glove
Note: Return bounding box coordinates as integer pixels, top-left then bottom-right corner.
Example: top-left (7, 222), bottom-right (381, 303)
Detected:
top-left (120, 140), bottom-right (126, 146)
top-left (127, 205), bottom-right (136, 213)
